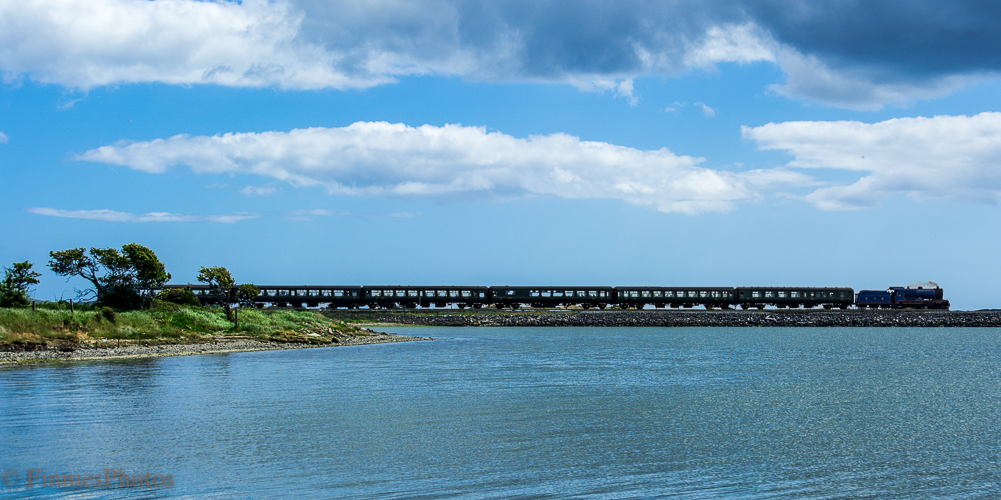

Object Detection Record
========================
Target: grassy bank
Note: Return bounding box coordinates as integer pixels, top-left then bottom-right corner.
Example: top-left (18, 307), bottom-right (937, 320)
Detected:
top-left (0, 303), bottom-right (371, 347)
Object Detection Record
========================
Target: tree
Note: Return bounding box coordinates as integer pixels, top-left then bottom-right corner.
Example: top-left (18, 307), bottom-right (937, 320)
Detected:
top-left (237, 284), bottom-right (261, 308)
top-left (198, 266), bottom-right (235, 320)
top-left (48, 243), bottom-right (171, 309)
top-left (1, 261), bottom-right (42, 307)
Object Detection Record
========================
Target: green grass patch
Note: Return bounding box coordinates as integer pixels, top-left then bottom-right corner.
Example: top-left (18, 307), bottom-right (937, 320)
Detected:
top-left (0, 303), bottom-right (364, 345)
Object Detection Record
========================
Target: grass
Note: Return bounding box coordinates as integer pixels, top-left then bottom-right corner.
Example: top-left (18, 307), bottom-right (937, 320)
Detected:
top-left (0, 302), bottom-right (369, 345)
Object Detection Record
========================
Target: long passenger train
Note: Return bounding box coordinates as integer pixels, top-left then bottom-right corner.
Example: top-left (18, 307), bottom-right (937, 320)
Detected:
top-left (154, 284), bottom-right (950, 310)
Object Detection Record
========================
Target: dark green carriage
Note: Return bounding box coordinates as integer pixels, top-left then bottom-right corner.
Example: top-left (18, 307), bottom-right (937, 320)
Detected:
top-left (614, 287), bottom-right (736, 309)
top-left (736, 287), bottom-right (853, 310)
top-left (489, 286), bottom-right (614, 309)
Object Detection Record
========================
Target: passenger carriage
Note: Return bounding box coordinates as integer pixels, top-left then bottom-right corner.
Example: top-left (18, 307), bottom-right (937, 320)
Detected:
top-left (614, 287), bottom-right (736, 309)
top-left (489, 286), bottom-right (614, 309)
top-left (736, 287), bottom-right (853, 310)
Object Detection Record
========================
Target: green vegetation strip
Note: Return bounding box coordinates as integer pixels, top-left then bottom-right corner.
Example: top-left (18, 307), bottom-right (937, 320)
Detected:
top-left (0, 304), bottom-right (370, 347)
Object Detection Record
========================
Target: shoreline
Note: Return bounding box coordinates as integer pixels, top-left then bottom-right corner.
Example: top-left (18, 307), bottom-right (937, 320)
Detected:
top-left (0, 331), bottom-right (430, 367)
top-left (334, 309), bottom-right (1001, 328)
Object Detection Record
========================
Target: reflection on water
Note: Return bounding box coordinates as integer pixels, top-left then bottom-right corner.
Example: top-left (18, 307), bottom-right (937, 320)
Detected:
top-left (1, 327), bottom-right (1000, 499)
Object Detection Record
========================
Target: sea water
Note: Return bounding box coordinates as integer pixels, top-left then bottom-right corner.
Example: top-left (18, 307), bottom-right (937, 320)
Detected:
top-left (1, 327), bottom-right (1000, 499)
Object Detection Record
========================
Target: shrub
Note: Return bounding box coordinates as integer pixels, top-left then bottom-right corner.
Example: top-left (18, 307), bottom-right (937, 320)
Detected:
top-left (158, 288), bottom-right (201, 307)
top-left (100, 306), bottom-right (117, 323)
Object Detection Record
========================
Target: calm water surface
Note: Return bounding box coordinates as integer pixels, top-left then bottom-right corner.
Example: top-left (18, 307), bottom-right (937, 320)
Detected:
top-left (2, 327), bottom-right (1000, 499)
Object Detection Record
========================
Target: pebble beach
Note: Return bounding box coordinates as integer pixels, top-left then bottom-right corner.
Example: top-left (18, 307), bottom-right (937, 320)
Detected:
top-left (0, 331), bottom-right (431, 366)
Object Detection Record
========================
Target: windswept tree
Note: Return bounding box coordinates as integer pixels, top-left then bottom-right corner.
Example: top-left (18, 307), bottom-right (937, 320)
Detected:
top-left (198, 266), bottom-right (236, 320)
top-left (48, 243), bottom-right (171, 309)
top-left (237, 284), bottom-right (261, 308)
top-left (0, 261), bottom-right (42, 307)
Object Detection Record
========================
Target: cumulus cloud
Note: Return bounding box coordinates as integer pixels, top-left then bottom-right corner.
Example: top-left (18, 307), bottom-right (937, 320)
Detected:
top-left (4, 0), bottom-right (996, 107)
top-left (743, 112), bottom-right (1001, 209)
top-left (0, 131), bottom-right (7, 143)
top-left (0, 0), bottom-right (394, 90)
top-left (78, 121), bottom-right (808, 214)
top-left (27, 207), bottom-right (258, 223)
top-left (695, 102), bottom-right (716, 117)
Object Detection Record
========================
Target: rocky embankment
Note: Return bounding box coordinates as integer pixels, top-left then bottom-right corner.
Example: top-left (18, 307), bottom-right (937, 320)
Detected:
top-left (0, 331), bottom-right (429, 366)
top-left (346, 310), bottom-right (1001, 328)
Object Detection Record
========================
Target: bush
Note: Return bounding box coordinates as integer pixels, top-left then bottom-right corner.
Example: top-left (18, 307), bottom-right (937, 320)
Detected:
top-left (0, 292), bottom-right (30, 308)
top-left (158, 288), bottom-right (201, 307)
top-left (100, 306), bottom-right (117, 323)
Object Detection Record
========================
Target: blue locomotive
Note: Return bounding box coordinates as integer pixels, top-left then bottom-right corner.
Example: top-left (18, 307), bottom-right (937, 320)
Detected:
top-left (856, 286), bottom-right (950, 310)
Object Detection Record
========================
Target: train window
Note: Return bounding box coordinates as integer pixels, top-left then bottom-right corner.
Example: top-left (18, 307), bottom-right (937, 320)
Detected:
top-left (641, 291), bottom-right (651, 298)
top-left (542, 291), bottom-right (552, 297)
top-left (462, 291), bottom-right (472, 297)
top-left (407, 290), bottom-right (418, 297)
top-left (589, 291), bottom-right (598, 297)
top-left (765, 291), bottom-right (775, 298)
top-left (505, 290), bottom-right (514, 296)
top-left (777, 291), bottom-right (786, 298)
top-left (631, 291), bottom-right (639, 298)
top-left (600, 291), bottom-right (607, 297)
top-left (751, 291), bottom-right (760, 298)
top-left (790, 291), bottom-right (800, 298)
top-left (652, 291), bottom-right (661, 297)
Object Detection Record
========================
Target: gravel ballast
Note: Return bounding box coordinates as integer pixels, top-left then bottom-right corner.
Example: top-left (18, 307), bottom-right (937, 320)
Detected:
top-left (343, 309), bottom-right (1001, 328)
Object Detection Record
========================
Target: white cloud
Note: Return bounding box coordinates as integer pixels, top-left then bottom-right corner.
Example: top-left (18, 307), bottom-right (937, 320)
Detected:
top-left (568, 77), bottom-right (639, 105)
top-left (695, 102), bottom-right (716, 117)
top-left (79, 121), bottom-right (810, 214)
top-left (0, 131), bottom-right (7, 143)
top-left (240, 185), bottom-right (280, 197)
top-left (681, 23), bottom-right (776, 68)
top-left (285, 208), bottom-right (422, 220)
top-left (768, 49), bottom-right (984, 111)
top-left (0, 0), bottom-right (394, 90)
top-left (27, 207), bottom-right (258, 223)
top-left (743, 112), bottom-right (1001, 209)
top-left (0, 0), bottom-right (971, 109)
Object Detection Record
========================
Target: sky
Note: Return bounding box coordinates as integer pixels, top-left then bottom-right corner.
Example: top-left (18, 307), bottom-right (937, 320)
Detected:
top-left (2, 0), bottom-right (1001, 309)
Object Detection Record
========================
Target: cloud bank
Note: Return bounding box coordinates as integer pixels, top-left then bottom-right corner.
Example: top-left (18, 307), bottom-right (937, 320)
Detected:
top-left (744, 112), bottom-right (1001, 209)
top-left (27, 207), bottom-right (258, 223)
top-left (4, 0), bottom-right (998, 108)
top-left (78, 121), bottom-right (807, 214)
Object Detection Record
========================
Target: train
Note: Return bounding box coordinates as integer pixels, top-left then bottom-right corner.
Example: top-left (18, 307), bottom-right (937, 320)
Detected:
top-left (153, 284), bottom-right (950, 310)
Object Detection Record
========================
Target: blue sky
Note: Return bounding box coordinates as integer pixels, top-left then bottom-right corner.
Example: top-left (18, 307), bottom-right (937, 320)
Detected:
top-left (2, 0), bottom-right (1001, 308)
